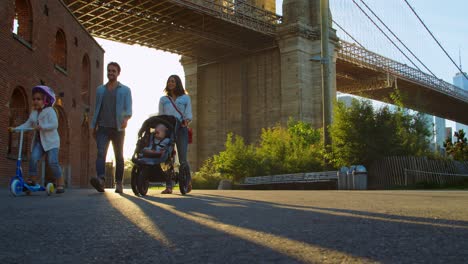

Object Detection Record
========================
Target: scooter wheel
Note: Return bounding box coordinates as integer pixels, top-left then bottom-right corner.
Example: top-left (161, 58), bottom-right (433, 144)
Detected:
top-left (10, 179), bottom-right (23, 197)
top-left (46, 183), bottom-right (55, 196)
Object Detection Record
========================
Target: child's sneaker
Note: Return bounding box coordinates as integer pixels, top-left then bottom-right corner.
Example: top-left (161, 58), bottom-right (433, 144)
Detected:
top-left (90, 177), bottom-right (105, 192)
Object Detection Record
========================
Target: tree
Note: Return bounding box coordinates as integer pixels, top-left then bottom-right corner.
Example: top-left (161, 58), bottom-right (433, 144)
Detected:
top-left (444, 130), bottom-right (468, 161)
top-left (329, 98), bottom-right (431, 168)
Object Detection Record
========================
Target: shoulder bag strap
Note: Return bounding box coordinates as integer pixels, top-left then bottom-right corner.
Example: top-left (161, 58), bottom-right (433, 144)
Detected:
top-left (166, 96), bottom-right (185, 120)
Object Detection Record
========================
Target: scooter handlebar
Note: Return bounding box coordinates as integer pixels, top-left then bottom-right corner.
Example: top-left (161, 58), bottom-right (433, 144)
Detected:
top-left (10, 127), bottom-right (35, 132)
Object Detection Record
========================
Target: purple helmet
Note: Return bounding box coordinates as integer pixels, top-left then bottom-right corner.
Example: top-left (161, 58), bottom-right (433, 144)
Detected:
top-left (32, 85), bottom-right (56, 107)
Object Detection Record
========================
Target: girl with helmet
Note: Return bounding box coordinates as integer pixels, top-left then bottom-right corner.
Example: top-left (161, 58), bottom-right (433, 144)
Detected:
top-left (11, 85), bottom-right (64, 194)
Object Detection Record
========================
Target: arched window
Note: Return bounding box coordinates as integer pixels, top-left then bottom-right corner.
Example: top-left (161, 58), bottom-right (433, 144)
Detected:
top-left (81, 54), bottom-right (91, 105)
top-left (54, 29), bottom-right (67, 71)
top-left (8, 87), bottom-right (29, 158)
top-left (12, 0), bottom-right (33, 43)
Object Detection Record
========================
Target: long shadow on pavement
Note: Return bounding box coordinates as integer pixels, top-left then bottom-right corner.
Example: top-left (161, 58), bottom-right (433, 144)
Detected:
top-left (127, 191), bottom-right (468, 263)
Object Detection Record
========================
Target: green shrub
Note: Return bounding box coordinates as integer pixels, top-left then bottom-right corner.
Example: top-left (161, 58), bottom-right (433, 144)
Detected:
top-left (192, 158), bottom-right (225, 189)
top-left (213, 133), bottom-right (261, 182)
top-left (198, 120), bottom-right (324, 183)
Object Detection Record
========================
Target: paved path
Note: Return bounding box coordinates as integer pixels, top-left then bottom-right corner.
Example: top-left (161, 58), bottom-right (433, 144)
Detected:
top-left (0, 188), bottom-right (467, 264)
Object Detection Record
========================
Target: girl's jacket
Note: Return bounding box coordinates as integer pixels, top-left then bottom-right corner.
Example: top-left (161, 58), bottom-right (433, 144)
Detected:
top-left (16, 107), bottom-right (60, 151)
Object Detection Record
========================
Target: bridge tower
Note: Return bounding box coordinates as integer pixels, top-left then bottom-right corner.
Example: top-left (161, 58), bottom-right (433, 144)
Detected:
top-left (278, 0), bottom-right (338, 127)
top-left (180, 0), bottom-right (338, 169)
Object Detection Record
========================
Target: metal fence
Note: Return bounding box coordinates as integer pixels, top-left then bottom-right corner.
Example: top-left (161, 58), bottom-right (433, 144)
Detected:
top-left (368, 156), bottom-right (468, 189)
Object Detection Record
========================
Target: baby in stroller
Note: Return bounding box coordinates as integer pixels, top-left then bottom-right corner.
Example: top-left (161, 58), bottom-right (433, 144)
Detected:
top-left (139, 123), bottom-right (171, 165)
top-left (131, 115), bottom-right (190, 196)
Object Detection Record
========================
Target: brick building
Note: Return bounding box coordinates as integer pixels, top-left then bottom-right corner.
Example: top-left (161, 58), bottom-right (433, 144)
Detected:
top-left (0, 0), bottom-right (104, 187)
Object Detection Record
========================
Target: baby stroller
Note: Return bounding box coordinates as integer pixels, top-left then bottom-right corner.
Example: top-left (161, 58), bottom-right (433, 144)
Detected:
top-left (130, 115), bottom-right (189, 196)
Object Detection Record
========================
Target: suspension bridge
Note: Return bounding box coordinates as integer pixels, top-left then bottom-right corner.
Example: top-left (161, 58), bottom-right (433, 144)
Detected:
top-left (64, 0), bottom-right (468, 168)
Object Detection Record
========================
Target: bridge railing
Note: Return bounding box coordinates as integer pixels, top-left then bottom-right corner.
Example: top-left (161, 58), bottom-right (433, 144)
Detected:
top-left (171, 0), bottom-right (282, 35)
top-left (338, 41), bottom-right (468, 103)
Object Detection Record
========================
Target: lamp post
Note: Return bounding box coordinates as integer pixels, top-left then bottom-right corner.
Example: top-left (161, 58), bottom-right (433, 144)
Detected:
top-left (320, 0), bottom-right (332, 147)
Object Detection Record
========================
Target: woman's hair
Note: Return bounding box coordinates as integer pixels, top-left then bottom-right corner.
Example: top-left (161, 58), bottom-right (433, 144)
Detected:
top-left (164, 75), bottom-right (186, 97)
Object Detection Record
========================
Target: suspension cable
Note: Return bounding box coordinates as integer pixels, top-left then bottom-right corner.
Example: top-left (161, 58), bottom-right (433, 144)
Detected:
top-left (332, 19), bottom-right (365, 48)
top-left (403, 0), bottom-right (468, 80)
top-left (359, 0), bottom-right (437, 78)
top-left (352, 0), bottom-right (422, 71)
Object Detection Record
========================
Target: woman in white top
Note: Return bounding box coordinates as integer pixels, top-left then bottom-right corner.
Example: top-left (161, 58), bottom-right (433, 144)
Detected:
top-left (158, 75), bottom-right (192, 194)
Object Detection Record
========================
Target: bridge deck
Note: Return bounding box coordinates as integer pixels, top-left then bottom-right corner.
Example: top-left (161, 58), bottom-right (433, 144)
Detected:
top-left (65, 1), bottom-right (467, 124)
top-left (337, 41), bottom-right (468, 124)
top-left (65, 0), bottom-right (280, 59)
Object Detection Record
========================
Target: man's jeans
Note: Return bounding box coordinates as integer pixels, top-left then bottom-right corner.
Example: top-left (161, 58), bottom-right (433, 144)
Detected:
top-left (166, 125), bottom-right (191, 188)
top-left (29, 141), bottom-right (62, 178)
top-left (96, 127), bottom-right (125, 183)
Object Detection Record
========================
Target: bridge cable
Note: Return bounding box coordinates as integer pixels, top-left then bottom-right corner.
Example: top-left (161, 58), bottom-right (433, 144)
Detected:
top-left (351, 0), bottom-right (423, 72)
top-left (403, 0), bottom-right (468, 80)
top-left (358, 0), bottom-right (438, 78)
top-left (332, 20), bottom-right (365, 48)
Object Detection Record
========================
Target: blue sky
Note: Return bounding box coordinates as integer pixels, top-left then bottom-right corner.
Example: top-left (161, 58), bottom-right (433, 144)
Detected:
top-left (98, 0), bottom-right (467, 159)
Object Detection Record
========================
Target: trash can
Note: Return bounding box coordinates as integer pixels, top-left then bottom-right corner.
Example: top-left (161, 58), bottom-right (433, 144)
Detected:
top-left (337, 166), bottom-right (349, 190)
top-left (347, 165), bottom-right (356, 190)
top-left (352, 165), bottom-right (367, 190)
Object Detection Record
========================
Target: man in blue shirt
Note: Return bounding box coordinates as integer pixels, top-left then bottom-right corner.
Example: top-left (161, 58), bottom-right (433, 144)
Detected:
top-left (90, 62), bottom-right (132, 193)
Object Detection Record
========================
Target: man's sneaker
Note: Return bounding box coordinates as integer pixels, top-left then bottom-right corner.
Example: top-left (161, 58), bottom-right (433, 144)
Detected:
top-left (115, 182), bottom-right (123, 194)
top-left (90, 177), bottom-right (105, 192)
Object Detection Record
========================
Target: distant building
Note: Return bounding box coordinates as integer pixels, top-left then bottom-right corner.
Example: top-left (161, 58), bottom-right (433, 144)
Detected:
top-left (337, 95), bottom-right (354, 107)
top-left (446, 127), bottom-right (453, 143)
top-left (453, 71), bottom-right (468, 140)
top-left (434, 116), bottom-right (446, 148)
top-left (453, 72), bottom-right (468, 90)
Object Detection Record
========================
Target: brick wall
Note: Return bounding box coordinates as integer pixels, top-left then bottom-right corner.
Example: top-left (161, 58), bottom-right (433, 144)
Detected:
top-left (0, 0), bottom-right (104, 187)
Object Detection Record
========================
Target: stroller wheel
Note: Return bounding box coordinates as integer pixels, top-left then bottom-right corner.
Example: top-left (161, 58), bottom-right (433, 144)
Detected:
top-left (137, 169), bottom-right (149, 196)
top-left (10, 179), bottom-right (23, 197)
top-left (131, 166), bottom-right (140, 196)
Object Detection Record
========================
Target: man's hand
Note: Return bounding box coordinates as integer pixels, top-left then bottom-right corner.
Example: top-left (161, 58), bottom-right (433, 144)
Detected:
top-left (93, 127), bottom-right (98, 139)
top-left (121, 117), bottom-right (129, 129)
top-left (7, 127), bottom-right (15, 132)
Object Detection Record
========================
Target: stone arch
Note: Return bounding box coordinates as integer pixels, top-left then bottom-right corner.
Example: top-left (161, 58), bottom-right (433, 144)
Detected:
top-left (8, 87), bottom-right (30, 159)
top-left (12, 0), bottom-right (33, 43)
top-left (81, 54), bottom-right (91, 105)
top-left (54, 29), bottom-right (67, 70)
